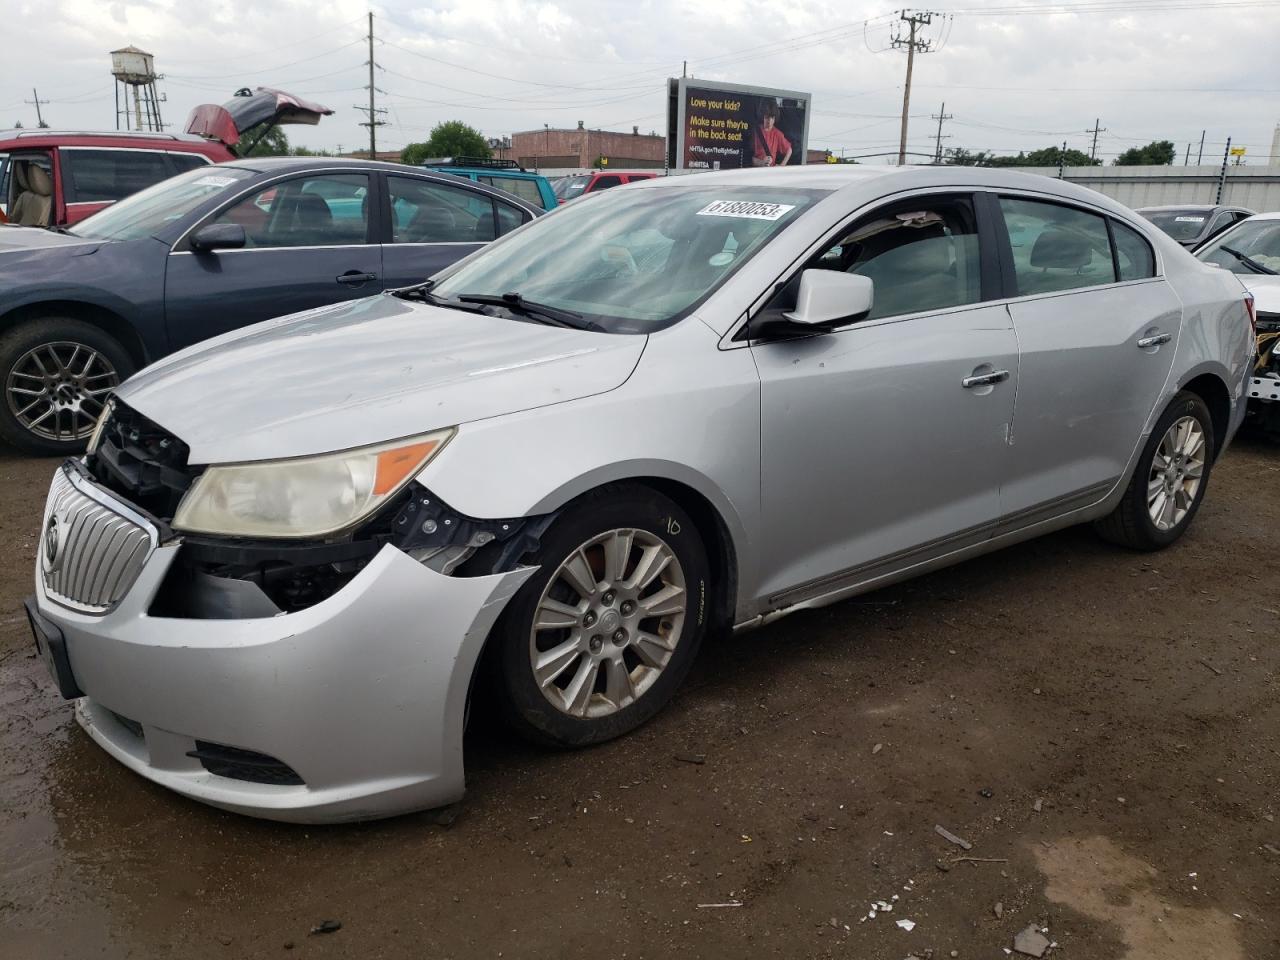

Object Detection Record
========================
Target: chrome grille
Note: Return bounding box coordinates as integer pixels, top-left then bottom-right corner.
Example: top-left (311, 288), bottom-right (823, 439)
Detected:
top-left (42, 469), bottom-right (154, 613)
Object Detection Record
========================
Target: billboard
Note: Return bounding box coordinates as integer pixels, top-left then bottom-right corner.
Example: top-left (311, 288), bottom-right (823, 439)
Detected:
top-left (666, 78), bottom-right (811, 172)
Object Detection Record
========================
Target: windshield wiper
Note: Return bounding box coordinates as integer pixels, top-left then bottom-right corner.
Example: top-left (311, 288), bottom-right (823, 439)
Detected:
top-left (457, 292), bottom-right (602, 332)
top-left (391, 280), bottom-right (488, 313)
top-left (1219, 245), bottom-right (1277, 275)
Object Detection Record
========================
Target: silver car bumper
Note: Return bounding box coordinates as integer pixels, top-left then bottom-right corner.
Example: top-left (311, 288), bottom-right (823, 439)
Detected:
top-left (32, 466), bottom-right (532, 823)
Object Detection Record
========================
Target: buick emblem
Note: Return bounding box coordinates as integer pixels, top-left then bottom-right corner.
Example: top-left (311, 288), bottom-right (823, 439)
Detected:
top-left (43, 513), bottom-right (63, 573)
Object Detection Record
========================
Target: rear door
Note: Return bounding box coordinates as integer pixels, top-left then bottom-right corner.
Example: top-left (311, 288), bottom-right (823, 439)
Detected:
top-left (163, 170), bottom-right (380, 349)
top-left (994, 194), bottom-right (1181, 524)
top-left (379, 173), bottom-right (530, 289)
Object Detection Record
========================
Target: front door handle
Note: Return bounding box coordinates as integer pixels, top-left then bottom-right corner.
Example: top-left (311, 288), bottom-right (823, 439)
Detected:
top-left (336, 271), bottom-right (377, 285)
top-left (1137, 332), bottom-right (1172, 348)
top-left (962, 369), bottom-right (1011, 389)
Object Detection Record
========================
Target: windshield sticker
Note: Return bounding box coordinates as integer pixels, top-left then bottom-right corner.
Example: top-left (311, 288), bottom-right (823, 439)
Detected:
top-left (193, 175), bottom-right (238, 188)
top-left (1174, 216), bottom-right (1205, 223)
top-left (696, 200), bottom-right (796, 221)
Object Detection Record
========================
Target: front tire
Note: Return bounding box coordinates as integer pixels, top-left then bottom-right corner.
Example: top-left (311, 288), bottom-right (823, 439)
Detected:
top-left (0, 318), bottom-right (132, 456)
top-left (1094, 390), bottom-right (1215, 550)
top-left (493, 484), bottom-right (710, 748)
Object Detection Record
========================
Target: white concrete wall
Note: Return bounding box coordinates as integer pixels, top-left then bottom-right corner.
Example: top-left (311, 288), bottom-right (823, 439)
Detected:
top-left (1009, 164), bottom-right (1280, 212)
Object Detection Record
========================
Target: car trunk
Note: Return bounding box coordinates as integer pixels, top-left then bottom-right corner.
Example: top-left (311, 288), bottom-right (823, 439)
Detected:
top-left (184, 87), bottom-right (333, 155)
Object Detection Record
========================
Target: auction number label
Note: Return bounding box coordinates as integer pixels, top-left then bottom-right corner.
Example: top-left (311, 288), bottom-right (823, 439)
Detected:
top-left (696, 200), bottom-right (796, 221)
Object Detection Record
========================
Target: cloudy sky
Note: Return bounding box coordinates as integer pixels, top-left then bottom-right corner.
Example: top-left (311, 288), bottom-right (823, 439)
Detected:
top-left (2, 0), bottom-right (1279, 165)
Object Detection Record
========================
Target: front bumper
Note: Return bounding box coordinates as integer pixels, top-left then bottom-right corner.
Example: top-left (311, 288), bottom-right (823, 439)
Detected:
top-left (32, 466), bottom-right (533, 823)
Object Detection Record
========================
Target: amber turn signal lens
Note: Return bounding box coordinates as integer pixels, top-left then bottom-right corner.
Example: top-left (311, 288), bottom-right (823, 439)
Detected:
top-left (374, 440), bottom-right (441, 495)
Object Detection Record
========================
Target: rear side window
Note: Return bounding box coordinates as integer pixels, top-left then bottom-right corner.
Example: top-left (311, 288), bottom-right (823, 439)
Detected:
top-left (478, 175), bottom-right (544, 209)
top-left (1112, 220), bottom-right (1155, 281)
top-left (495, 202), bottom-right (525, 236)
top-left (168, 153), bottom-right (211, 175)
top-left (389, 176), bottom-right (500, 243)
top-left (999, 197), bottom-right (1116, 295)
top-left (590, 175), bottom-right (623, 192)
top-left (62, 149), bottom-right (173, 203)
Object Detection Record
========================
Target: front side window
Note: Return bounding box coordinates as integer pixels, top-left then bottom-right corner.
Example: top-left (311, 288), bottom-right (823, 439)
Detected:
top-left (389, 176), bottom-right (506, 243)
top-left (1197, 218), bottom-right (1280, 275)
top-left (72, 165), bottom-right (254, 241)
top-left (589, 175), bottom-right (623, 192)
top-left (1112, 220), bottom-right (1156, 281)
top-left (430, 186), bottom-right (826, 333)
top-left (1000, 197), bottom-right (1115, 295)
top-left (62, 149), bottom-right (173, 203)
top-left (770, 194), bottom-right (983, 322)
top-left (212, 173), bottom-right (369, 248)
top-left (554, 175), bottom-right (589, 201)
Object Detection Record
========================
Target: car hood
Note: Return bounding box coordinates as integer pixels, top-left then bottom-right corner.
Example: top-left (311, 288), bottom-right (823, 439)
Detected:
top-left (117, 294), bottom-right (647, 464)
top-left (0, 224), bottom-right (101, 257)
top-left (1236, 273), bottom-right (1280, 314)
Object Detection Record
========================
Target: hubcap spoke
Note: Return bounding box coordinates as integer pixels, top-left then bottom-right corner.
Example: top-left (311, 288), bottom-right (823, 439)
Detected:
top-left (535, 597), bottom-right (584, 630)
top-left (604, 529), bottom-right (635, 584)
top-left (559, 549), bottom-right (599, 600)
top-left (534, 638), bottom-right (583, 689)
top-left (638, 582), bottom-right (685, 617)
top-left (626, 544), bottom-right (672, 591)
top-left (603, 657), bottom-right (635, 709)
top-left (632, 631), bottom-right (675, 669)
top-left (562, 656), bottom-right (599, 717)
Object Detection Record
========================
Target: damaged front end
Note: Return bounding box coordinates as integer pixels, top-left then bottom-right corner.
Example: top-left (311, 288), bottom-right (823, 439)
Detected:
top-left (88, 401), bottom-right (551, 620)
top-left (1249, 311), bottom-right (1280, 439)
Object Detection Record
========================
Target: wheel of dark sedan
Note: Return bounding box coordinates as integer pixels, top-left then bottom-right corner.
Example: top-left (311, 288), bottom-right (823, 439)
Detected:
top-left (0, 318), bottom-right (133, 456)
top-left (493, 484), bottom-right (710, 748)
top-left (1095, 390), bottom-right (1215, 551)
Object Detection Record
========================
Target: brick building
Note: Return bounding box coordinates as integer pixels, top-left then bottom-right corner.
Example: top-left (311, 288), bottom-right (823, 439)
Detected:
top-left (511, 122), bottom-right (665, 170)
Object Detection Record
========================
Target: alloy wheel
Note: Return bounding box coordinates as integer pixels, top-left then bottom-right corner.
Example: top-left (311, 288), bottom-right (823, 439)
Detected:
top-left (6, 341), bottom-right (119, 443)
top-left (1147, 415), bottom-right (1205, 531)
top-left (529, 528), bottom-right (687, 719)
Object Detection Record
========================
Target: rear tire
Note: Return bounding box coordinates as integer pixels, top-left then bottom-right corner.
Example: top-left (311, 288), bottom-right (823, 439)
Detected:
top-left (0, 318), bottom-right (132, 456)
top-left (492, 484), bottom-right (709, 748)
top-left (1094, 391), bottom-right (1215, 551)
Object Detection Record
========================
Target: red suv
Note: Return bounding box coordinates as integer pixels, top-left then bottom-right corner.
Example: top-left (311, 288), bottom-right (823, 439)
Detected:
top-left (1, 87), bottom-right (333, 229)
top-left (0, 131), bottom-right (232, 228)
top-left (553, 170), bottom-right (659, 205)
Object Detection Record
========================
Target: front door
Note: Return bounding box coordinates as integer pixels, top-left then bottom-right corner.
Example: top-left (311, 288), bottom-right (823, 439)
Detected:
top-left (750, 192), bottom-right (1018, 607)
top-left (164, 171), bottom-right (381, 350)
top-left (993, 196), bottom-right (1183, 522)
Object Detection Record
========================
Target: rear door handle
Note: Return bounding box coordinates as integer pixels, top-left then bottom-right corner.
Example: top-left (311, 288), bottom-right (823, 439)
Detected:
top-left (1137, 332), bottom-right (1172, 348)
top-left (336, 271), bottom-right (377, 285)
top-left (962, 369), bottom-right (1011, 389)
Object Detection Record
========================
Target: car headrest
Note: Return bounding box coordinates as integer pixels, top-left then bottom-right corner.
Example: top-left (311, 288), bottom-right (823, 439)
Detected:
top-left (1030, 229), bottom-right (1091, 269)
top-left (26, 165), bottom-right (53, 197)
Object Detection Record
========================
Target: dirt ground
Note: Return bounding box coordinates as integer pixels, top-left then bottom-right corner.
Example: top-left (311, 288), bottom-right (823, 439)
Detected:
top-left (2, 436), bottom-right (1278, 960)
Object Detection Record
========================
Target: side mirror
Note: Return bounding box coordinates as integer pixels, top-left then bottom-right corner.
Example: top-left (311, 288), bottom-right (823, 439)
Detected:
top-left (784, 270), bottom-right (874, 327)
top-left (190, 222), bottom-right (246, 252)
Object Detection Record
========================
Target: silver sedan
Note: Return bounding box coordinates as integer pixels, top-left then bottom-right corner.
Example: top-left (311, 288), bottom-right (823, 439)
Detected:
top-left (27, 165), bottom-right (1255, 822)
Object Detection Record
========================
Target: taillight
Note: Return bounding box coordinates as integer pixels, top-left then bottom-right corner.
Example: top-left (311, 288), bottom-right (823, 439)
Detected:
top-left (1245, 293), bottom-right (1257, 336)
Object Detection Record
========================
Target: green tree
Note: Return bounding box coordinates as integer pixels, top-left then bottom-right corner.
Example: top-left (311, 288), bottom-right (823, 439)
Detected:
top-left (1015, 146), bottom-right (1098, 167)
top-left (241, 125), bottom-right (291, 156)
top-left (400, 121), bottom-right (491, 165)
top-left (944, 146), bottom-right (998, 166)
top-left (1114, 140), bottom-right (1176, 166)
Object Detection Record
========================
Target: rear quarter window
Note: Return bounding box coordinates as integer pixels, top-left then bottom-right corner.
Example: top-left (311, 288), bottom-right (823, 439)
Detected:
top-left (1112, 220), bottom-right (1156, 281)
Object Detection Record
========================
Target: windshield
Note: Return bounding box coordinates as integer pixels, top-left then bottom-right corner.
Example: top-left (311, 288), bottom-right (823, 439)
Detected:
top-left (1141, 209), bottom-right (1211, 243)
top-left (429, 185), bottom-right (827, 334)
top-left (1197, 218), bottom-right (1280, 275)
top-left (553, 175), bottom-right (589, 200)
top-left (70, 166), bottom-right (254, 241)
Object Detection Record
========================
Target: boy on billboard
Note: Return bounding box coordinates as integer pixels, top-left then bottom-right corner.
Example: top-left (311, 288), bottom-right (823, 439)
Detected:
top-left (752, 98), bottom-right (793, 167)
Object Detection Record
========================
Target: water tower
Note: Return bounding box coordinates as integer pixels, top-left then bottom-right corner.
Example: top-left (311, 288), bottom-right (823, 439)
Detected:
top-left (111, 46), bottom-right (165, 132)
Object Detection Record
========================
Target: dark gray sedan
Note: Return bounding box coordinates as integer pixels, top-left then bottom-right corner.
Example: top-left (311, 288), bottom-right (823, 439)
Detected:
top-left (0, 158), bottom-right (540, 454)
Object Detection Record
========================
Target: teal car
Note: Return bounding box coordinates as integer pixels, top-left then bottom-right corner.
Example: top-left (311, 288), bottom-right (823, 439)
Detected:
top-left (422, 157), bottom-right (557, 212)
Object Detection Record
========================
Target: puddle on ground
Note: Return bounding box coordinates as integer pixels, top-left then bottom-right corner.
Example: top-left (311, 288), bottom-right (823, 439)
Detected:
top-left (1034, 836), bottom-right (1243, 960)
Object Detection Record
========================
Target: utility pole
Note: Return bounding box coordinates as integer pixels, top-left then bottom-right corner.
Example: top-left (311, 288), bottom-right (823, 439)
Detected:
top-left (892, 10), bottom-right (938, 166)
top-left (1184, 142), bottom-right (1190, 166)
top-left (1086, 118), bottom-right (1106, 163)
top-left (25, 88), bottom-right (49, 128)
top-left (1196, 129), bottom-right (1205, 165)
top-left (354, 12), bottom-right (387, 158)
top-left (1216, 137), bottom-right (1231, 204)
top-left (931, 101), bottom-right (953, 163)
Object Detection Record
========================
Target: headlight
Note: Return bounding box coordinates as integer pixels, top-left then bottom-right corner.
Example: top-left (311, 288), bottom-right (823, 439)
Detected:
top-left (173, 428), bottom-right (454, 538)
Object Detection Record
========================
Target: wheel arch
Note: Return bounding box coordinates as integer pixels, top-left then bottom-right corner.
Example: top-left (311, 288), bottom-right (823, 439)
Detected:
top-left (0, 300), bottom-right (149, 370)
top-left (1177, 369), bottom-right (1231, 458)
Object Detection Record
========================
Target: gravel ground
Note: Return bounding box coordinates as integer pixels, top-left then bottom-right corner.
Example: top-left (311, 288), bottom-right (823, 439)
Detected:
top-left (2, 436), bottom-right (1278, 959)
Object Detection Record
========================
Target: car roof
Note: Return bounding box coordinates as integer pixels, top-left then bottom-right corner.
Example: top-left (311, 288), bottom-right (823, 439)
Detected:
top-left (434, 166), bottom-right (546, 179)
top-left (1135, 204), bottom-right (1241, 213)
top-left (0, 130), bottom-right (225, 151)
